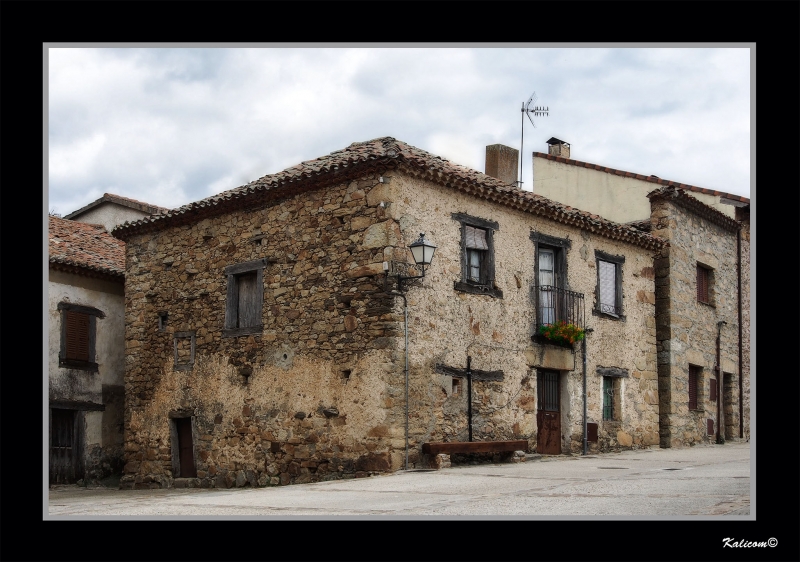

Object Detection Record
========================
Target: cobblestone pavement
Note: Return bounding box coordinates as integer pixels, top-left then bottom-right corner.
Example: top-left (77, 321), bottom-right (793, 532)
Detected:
top-left (47, 441), bottom-right (751, 518)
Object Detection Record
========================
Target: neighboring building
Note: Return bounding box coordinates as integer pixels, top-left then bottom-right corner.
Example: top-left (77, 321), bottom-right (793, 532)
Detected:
top-left (532, 137), bottom-right (749, 223)
top-left (48, 216), bottom-right (127, 484)
top-left (64, 192), bottom-right (169, 233)
top-left (113, 137), bottom-right (667, 490)
top-left (529, 138), bottom-right (750, 446)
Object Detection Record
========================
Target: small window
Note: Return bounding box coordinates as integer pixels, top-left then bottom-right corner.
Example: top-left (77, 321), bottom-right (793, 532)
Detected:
top-left (709, 376), bottom-right (717, 402)
top-left (452, 213), bottom-right (502, 298)
top-left (595, 250), bottom-right (624, 319)
top-left (452, 378), bottom-right (461, 396)
top-left (697, 264), bottom-right (712, 304)
top-left (223, 258), bottom-right (269, 337)
top-left (174, 331), bottom-right (196, 371)
top-left (58, 302), bottom-right (104, 371)
top-left (688, 365), bottom-right (702, 410)
top-left (158, 312), bottom-right (168, 332)
top-left (602, 376), bottom-right (622, 421)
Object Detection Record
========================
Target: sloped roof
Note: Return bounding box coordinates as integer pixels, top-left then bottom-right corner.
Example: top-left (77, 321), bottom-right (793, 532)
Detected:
top-left (64, 192), bottom-right (169, 220)
top-left (49, 215), bottom-right (126, 280)
top-left (647, 186), bottom-right (741, 233)
top-left (532, 151), bottom-right (750, 205)
top-left (113, 137), bottom-right (665, 251)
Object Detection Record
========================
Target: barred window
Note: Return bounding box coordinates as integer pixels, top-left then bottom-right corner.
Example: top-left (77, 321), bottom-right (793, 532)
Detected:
top-left (595, 250), bottom-right (624, 319)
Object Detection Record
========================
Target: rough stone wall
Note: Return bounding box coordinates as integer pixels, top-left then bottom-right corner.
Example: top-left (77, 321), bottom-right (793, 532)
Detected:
top-left (386, 173), bottom-right (658, 460)
top-left (120, 173), bottom-right (409, 489)
top-left (737, 208), bottom-right (750, 440)
top-left (651, 199), bottom-right (740, 448)
top-left (49, 270), bottom-right (126, 481)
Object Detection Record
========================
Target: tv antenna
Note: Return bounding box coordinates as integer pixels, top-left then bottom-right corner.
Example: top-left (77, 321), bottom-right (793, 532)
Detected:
top-left (519, 92), bottom-right (549, 189)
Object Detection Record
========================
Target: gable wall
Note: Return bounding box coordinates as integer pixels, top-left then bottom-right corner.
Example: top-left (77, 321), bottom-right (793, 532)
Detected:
top-left (120, 173), bottom-right (410, 489)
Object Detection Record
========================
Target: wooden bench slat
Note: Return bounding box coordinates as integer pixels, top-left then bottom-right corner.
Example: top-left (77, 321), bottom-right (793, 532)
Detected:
top-left (422, 440), bottom-right (528, 455)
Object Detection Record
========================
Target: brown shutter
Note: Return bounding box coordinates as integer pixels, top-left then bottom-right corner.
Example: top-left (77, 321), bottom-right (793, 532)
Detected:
top-left (697, 265), bottom-right (708, 302)
top-left (65, 311), bottom-right (90, 361)
top-left (709, 377), bottom-right (717, 402)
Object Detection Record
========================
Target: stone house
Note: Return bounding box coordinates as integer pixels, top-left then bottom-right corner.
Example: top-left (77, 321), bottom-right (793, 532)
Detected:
top-left (64, 192), bottom-right (168, 233)
top-left (113, 137), bottom-right (667, 490)
top-left (48, 215), bottom-right (127, 484)
top-left (530, 138), bottom-right (751, 445)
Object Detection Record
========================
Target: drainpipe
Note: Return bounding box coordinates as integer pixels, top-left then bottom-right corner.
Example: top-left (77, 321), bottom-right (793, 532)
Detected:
top-left (716, 321), bottom-right (727, 444)
top-left (582, 328), bottom-right (593, 456)
top-left (737, 228), bottom-right (743, 439)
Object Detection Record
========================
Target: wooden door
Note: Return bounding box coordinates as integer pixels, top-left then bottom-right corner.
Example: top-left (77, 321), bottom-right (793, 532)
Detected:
top-left (50, 409), bottom-right (81, 484)
top-left (536, 370), bottom-right (561, 455)
top-left (176, 418), bottom-right (197, 478)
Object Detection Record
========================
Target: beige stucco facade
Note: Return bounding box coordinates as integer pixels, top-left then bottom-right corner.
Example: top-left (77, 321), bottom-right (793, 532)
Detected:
top-left (386, 173), bottom-right (660, 455)
top-left (532, 156), bottom-right (738, 223)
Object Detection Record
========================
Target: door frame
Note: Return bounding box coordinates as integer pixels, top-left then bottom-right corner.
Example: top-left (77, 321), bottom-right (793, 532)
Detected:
top-left (536, 369), bottom-right (562, 455)
top-left (170, 416), bottom-right (197, 478)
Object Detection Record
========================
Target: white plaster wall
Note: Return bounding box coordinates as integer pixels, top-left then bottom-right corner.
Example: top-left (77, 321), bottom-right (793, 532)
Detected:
top-left (48, 270), bottom-right (125, 432)
top-left (532, 158), bottom-right (736, 223)
top-left (71, 204), bottom-right (153, 232)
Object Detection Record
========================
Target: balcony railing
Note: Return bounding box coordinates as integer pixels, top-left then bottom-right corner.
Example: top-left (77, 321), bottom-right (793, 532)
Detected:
top-left (534, 285), bottom-right (585, 330)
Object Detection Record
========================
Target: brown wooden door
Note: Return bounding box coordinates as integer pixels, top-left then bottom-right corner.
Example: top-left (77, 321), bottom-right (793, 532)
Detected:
top-left (176, 418), bottom-right (196, 478)
top-left (50, 409), bottom-right (81, 484)
top-left (537, 370), bottom-right (561, 455)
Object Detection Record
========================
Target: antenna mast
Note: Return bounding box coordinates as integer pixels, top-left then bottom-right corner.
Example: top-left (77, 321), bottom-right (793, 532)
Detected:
top-left (519, 92), bottom-right (549, 189)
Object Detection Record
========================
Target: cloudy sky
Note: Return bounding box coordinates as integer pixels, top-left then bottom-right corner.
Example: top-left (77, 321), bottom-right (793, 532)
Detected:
top-left (47, 46), bottom-right (752, 217)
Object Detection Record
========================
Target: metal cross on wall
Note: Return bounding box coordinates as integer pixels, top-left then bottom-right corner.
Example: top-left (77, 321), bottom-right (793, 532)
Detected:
top-left (435, 356), bottom-right (504, 442)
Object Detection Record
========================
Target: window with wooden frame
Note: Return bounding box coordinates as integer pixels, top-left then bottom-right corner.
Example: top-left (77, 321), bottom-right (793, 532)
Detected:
top-left (709, 376), bottom-right (717, 402)
top-left (57, 302), bottom-right (104, 371)
top-left (223, 258), bottom-right (270, 337)
top-left (688, 365), bottom-right (702, 410)
top-left (595, 250), bottom-right (624, 319)
top-left (696, 263), bottom-right (713, 304)
top-left (531, 232), bottom-right (571, 327)
top-left (452, 213), bottom-right (502, 298)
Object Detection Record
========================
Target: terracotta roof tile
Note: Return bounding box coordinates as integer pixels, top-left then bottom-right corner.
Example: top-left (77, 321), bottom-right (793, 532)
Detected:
top-left (49, 215), bottom-right (126, 278)
top-left (114, 137), bottom-right (665, 251)
top-left (532, 152), bottom-right (750, 204)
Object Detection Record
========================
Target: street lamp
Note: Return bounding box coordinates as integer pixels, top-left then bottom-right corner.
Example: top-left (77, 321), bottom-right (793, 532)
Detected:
top-left (396, 233), bottom-right (437, 292)
top-left (384, 232), bottom-right (437, 471)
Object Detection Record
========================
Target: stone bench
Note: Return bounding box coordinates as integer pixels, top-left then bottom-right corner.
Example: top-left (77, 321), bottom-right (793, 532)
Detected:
top-left (421, 440), bottom-right (529, 469)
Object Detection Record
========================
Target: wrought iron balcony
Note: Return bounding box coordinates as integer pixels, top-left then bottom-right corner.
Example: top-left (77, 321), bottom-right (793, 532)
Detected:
top-left (533, 285), bottom-right (585, 331)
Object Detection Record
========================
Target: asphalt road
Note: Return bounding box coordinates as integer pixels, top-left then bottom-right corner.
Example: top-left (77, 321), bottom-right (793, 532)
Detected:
top-left (47, 441), bottom-right (751, 518)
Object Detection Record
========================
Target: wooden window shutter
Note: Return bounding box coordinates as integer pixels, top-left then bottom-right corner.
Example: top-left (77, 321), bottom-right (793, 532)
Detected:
top-left (236, 271), bottom-right (260, 328)
top-left (697, 265), bottom-right (708, 302)
top-left (65, 311), bottom-right (90, 361)
top-left (709, 377), bottom-right (717, 402)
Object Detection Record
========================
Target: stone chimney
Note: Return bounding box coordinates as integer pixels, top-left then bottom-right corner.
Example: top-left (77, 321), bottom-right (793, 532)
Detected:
top-left (546, 137), bottom-right (570, 159)
top-left (485, 144), bottom-right (519, 187)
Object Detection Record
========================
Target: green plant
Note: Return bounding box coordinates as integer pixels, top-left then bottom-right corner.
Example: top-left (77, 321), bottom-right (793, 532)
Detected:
top-left (538, 321), bottom-right (585, 345)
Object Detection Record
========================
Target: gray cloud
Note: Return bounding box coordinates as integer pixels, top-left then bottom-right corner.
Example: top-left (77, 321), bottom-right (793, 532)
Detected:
top-left (47, 46), bottom-right (751, 217)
